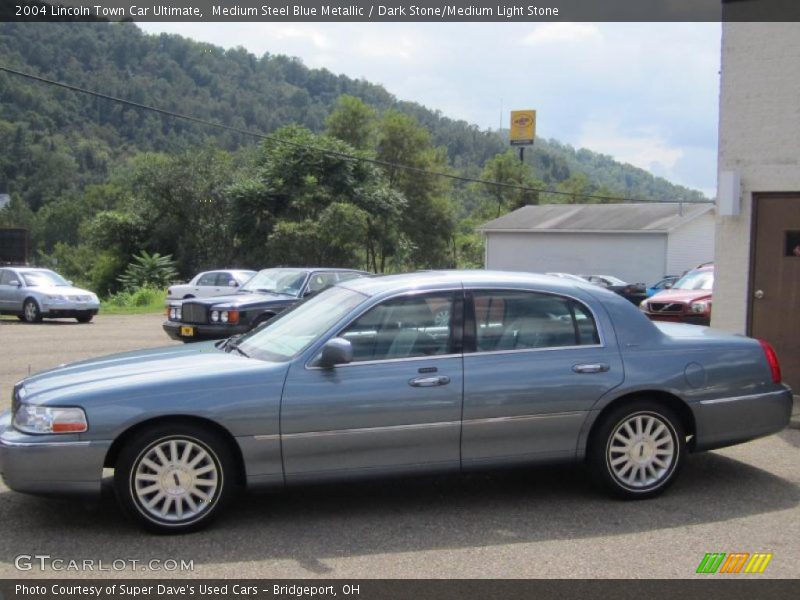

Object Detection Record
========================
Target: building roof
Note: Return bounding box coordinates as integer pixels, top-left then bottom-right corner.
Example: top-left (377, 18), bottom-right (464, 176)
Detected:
top-left (478, 202), bottom-right (714, 234)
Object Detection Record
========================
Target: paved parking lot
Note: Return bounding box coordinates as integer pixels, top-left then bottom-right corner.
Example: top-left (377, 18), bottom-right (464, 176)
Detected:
top-left (0, 314), bottom-right (799, 579)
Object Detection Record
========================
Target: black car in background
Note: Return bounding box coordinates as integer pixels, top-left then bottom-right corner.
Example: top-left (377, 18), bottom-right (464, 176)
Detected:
top-left (163, 267), bottom-right (368, 342)
top-left (581, 274), bottom-right (647, 306)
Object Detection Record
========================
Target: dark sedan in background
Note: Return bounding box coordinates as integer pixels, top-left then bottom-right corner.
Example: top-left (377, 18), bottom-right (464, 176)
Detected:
top-left (581, 274), bottom-right (647, 305)
top-left (163, 267), bottom-right (368, 342)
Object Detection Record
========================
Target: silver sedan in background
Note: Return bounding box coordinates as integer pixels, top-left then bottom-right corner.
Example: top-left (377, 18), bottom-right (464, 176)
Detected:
top-left (0, 267), bottom-right (100, 323)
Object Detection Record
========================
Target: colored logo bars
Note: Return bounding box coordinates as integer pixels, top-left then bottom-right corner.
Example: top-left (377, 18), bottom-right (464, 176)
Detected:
top-left (696, 552), bottom-right (773, 574)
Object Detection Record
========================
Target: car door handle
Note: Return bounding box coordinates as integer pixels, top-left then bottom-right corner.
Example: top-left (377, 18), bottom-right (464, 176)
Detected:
top-left (572, 363), bottom-right (610, 374)
top-left (409, 376), bottom-right (451, 387)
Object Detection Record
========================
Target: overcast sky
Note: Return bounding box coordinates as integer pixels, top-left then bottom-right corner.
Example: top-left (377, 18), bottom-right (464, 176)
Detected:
top-left (137, 22), bottom-right (721, 197)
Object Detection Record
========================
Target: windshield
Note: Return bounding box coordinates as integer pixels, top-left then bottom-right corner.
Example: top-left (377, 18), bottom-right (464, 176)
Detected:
top-left (239, 269), bottom-right (308, 296)
top-left (237, 286), bottom-right (368, 362)
top-left (21, 270), bottom-right (69, 287)
top-left (673, 269), bottom-right (714, 291)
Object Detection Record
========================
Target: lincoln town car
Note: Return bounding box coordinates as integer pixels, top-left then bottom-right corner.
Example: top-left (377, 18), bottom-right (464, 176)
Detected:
top-left (0, 271), bottom-right (792, 532)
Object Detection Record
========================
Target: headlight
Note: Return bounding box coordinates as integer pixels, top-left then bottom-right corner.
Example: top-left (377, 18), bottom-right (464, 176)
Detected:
top-left (211, 310), bottom-right (219, 322)
top-left (46, 295), bottom-right (67, 303)
top-left (175, 307), bottom-right (182, 320)
top-left (13, 404), bottom-right (88, 434)
top-left (639, 300), bottom-right (648, 311)
top-left (169, 307), bottom-right (177, 320)
top-left (690, 301), bottom-right (710, 314)
top-left (221, 311), bottom-right (229, 323)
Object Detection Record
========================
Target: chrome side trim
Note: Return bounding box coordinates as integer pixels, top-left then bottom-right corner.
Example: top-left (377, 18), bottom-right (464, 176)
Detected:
top-left (0, 439), bottom-right (92, 448)
top-left (273, 420), bottom-right (461, 441)
top-left (466, 344), bottom-right (603, 358)
top-left (698, 389), bottom-right (789, 406)
top-left (256, 412), bottom-right (583, 442)
top-left (463, 411), bottom-right (585, 425)
top-left (311, 353), bottom-right (463, 369)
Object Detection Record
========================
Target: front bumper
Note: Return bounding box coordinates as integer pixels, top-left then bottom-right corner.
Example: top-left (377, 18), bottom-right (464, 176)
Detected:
top-left (0, 410), bottom-right (110, 496)
top-left (692, 386), bottom-right (793, 451)
top-left (643, 313), bottom-right (710, 326)
top-left (162, 319), bottom-right (250, 341)
top-left (41, 300), bottom-right (100, 317)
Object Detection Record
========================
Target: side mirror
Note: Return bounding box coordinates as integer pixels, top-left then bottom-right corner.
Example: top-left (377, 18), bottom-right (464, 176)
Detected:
top-left (8, 279), bottom-right (20, 287)
top-left (304, 288), bottom-right (316, 297)
top-left (664, 282), bottom-right (673, 289)
top-left (228, 280), bottom-right (238, 287)
top-left (318, 337), bottom-right (353, 368)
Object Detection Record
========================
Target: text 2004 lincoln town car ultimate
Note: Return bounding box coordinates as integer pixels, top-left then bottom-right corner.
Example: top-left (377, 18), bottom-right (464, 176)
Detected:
top-left (0, 271), bottom-right (792, 532)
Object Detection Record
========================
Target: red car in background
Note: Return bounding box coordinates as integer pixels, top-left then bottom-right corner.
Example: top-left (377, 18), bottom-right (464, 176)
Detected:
top-left (639, 264), bottom-right (714, 325)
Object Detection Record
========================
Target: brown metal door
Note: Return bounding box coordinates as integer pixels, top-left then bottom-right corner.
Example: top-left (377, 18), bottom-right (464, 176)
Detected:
top-left (750, 194), bottom-right (800, 391)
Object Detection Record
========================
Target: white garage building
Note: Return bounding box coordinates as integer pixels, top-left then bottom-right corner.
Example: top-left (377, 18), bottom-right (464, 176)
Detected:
top-left (478, 202), bottom-right (715, 285)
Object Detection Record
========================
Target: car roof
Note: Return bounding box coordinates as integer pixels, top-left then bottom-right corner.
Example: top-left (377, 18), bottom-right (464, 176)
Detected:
top-left (339, 269), bottom-right (601, 297)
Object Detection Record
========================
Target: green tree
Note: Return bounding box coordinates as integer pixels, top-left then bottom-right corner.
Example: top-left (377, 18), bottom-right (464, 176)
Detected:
top-left (325, 95), bottom-right (376, 150)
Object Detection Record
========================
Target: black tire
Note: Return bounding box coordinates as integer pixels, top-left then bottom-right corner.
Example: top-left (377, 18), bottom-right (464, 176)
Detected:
top-left (16, 315), bottom-right (25, 321)
top-left (588, 400), bottom-right (685, 499)
top-left (114, 423), bottom-right (236, 533)
top-left (22, 298), bottom-right (42, 323)
top-left (76, 314), bottom-right (94, 323)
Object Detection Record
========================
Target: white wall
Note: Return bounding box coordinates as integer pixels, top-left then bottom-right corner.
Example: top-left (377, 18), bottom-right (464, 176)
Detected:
top-left (715, 22), bottom-right (800, 332)
top-left (485, 232), bottom-right (668, 284)
top-left (666, 211), bottom-right (716, 276)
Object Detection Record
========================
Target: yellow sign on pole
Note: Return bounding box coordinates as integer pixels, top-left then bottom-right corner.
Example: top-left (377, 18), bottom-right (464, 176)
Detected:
top-left (510, 110), bottom-right (536, 146)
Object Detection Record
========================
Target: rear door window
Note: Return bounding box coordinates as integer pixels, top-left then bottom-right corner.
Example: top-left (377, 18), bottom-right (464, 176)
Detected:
top-left (472, 290), bottom-right (599, 352)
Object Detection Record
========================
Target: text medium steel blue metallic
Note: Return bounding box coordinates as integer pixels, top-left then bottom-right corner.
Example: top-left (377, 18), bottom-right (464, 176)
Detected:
top-left (0, 271), bottom-right (792, 532)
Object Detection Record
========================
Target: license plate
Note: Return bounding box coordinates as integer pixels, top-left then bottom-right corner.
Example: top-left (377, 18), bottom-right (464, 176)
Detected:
top-left (180, 326), bottom-right (195, 337)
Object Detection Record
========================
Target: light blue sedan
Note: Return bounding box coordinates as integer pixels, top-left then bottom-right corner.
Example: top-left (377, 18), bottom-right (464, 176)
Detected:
top-left (0, 267), bottom-right (100, 323)
top-left (0, 271), bottom-right (792, 532)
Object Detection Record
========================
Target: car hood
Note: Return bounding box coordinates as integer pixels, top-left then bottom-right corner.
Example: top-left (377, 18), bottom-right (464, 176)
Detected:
top-left (173, 291), bottom-right (295, 308)
top-left (27, 284), bottom-right (96, 296)
top-left (647, 288), bottom-right (712, 303)
top-left (17, 342), bottom-right (284, 406)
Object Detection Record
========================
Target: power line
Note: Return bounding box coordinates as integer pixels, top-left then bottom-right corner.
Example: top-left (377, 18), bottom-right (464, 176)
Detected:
top-left (0, 64), bottom-right (711, 204)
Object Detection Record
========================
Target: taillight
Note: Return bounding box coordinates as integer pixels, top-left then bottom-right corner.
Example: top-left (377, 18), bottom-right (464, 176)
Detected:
top-left (758, 340), bottom-right (782, 384)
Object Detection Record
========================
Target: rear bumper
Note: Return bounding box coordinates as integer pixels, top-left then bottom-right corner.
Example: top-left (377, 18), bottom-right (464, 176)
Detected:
top-left (0, 410), bottom-right (109, 496)
top-left (692, 386), bottom-right (793, 451)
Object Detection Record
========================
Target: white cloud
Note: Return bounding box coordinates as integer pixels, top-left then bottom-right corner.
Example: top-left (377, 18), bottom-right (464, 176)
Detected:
top-left (522, 23), bottom-right (603, 46)
top-left (578, 123), bottom-right (684, 173)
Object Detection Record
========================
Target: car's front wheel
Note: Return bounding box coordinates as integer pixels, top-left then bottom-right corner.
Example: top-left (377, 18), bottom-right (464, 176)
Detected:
top-left (589, 400), bottom-right (684, 499)
top-left (22, 299), bottom-right (42, 323)
top-left (76, 314), bottom-right (94, 323)
top-left (114, 424), bottom-right (236, 533)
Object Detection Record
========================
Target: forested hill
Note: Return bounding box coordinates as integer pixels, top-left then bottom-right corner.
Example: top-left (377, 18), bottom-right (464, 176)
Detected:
top-left (0, 21), bottom-right (705, 205)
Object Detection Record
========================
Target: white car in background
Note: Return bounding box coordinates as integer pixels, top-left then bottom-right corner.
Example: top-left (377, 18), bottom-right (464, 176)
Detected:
top-left (167, 270), bottom-right (256, 300)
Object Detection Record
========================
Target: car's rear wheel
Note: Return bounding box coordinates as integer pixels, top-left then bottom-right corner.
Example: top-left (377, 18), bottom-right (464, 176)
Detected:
top-left (588, 400), bottom-right (684, 499)
top-left (76, 314), bottom-right (93, 323)
top-left (114, 424), bottom-right (235, 533)
top-left (22, 299), bottom-right (42, 323)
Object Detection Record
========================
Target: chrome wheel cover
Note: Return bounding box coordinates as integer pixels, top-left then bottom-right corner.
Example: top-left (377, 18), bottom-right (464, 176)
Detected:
top-left (131, 437), bottom-right (220, 523)
top-left (606, 412), bottom-right (677, 491)
top-left (24, 301), bottom-right (37, 321)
